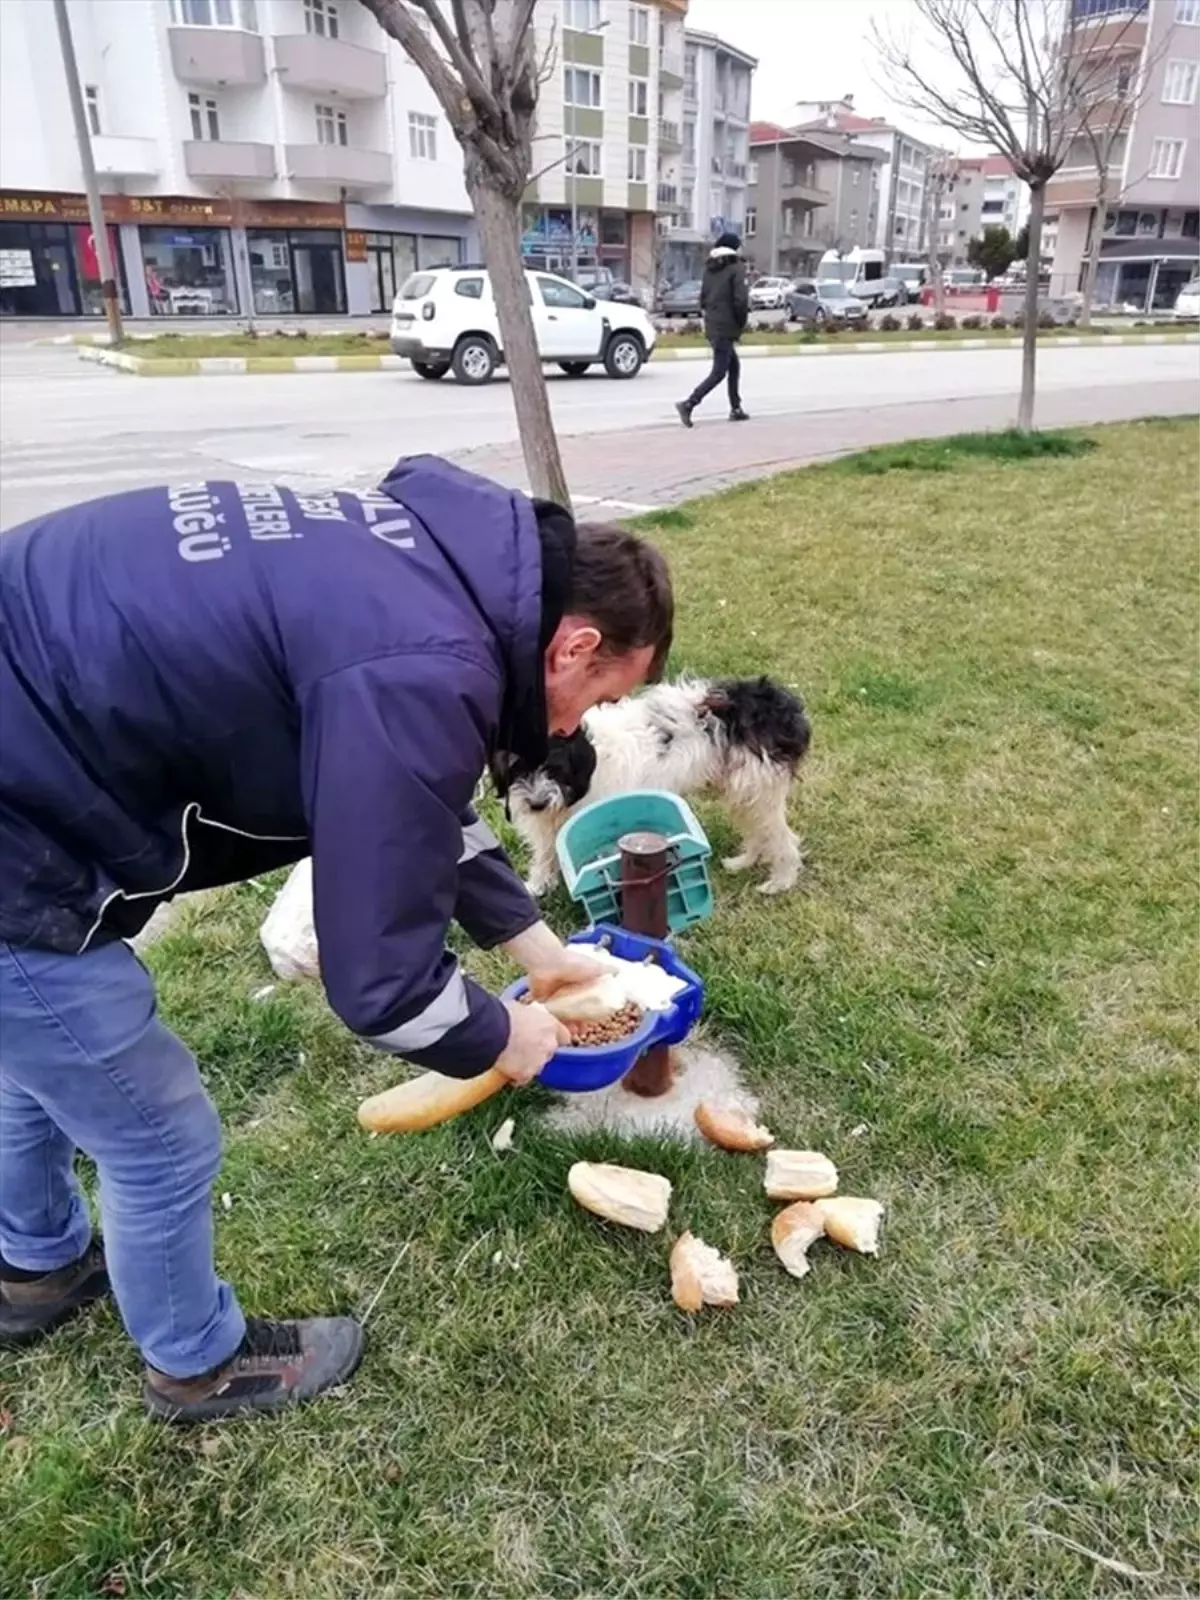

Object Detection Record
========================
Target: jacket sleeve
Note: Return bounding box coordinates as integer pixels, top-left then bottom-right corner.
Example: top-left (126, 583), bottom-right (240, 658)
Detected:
top-left (731, 264), bottom-right (750, 331)
top-left (455, 805), bottom-right (541, 949)
top-left (299, 650), bottom-right (512, 1079)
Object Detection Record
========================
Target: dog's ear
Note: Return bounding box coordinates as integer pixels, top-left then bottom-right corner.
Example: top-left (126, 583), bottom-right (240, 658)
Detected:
top-left (569, 732), bottom-right (599, 789)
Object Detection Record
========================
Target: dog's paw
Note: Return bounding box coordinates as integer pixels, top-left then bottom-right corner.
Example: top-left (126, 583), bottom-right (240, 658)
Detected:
top-left (722, 852), bottom-right (757, 875)
top-left (758, 873), bottom-right (798, 896)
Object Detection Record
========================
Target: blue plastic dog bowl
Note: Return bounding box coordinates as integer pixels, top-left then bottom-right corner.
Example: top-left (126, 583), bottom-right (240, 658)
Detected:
top-left (502, 924), bottom-right (704, 1092)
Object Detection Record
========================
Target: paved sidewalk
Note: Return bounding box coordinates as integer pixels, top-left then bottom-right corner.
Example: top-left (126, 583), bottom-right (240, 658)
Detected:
top-left (449, 379), bottom-right (1199, 511)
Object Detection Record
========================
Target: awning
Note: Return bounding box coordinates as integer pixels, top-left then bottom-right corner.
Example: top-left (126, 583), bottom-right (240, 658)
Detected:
top-left (1098, 236), bottom-right (1200, 261)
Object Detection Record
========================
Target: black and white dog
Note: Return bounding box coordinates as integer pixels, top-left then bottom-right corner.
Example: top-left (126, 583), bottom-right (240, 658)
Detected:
top-left (505, 676), bottom-right (811, 897)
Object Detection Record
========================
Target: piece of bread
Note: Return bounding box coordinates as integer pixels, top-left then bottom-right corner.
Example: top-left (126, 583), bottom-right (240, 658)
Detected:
top-left (536, 973), bottom-right (626, 1023)
top-left (813, 1196), bottom-right (885, 1254)
top-left (670, 1231), bottom-right (740, 1310)
top-left (770, 1201), bottom-right (826, 1279)
top-left (764, 1148), bottom-right (839, 1200)
top-left (567, 1161), bottom-right (672, 1232)
top-left (357, 1068), bottom-right (507, 1134)
top-left (694, 1100), bottom-right (775, 1152)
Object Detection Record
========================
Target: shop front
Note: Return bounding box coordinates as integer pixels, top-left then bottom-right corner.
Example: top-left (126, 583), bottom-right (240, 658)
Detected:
top-left (243, 201), bottom-right (348, 316)
top-left (520, 205), bottom-right (634, 283)
top-left (342, 206), bottom-right (472, 314)
top-left (0, 193), bottom-right (129, 317)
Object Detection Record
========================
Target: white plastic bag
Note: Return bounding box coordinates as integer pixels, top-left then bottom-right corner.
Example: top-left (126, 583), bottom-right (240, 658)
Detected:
top-left (259, 859), bottom-right (320, 981)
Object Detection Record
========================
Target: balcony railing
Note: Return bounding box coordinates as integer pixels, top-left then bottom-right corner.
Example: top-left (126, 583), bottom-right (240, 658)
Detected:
top-left (657, 183), bottom-right (680, 206)
top-left (660, 50), bottom-right (684, 81)
top-left (658, 118), bottom-right (681, 147)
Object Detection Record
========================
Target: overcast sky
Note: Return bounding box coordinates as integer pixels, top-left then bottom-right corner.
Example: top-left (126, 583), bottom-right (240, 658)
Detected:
top-left (683, 0), bottom-right (970, 148)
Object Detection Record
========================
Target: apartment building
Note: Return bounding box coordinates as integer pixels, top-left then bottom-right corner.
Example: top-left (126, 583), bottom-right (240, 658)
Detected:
top-left (0, 0), bottom-right (485, 319)
top-left (523, 0), bottom-right (688, 292)
top-left (745, 122), bottom-right (886, 275)
top-left (1046, 0), bottom-right (1199, 308)
top-left (793, 96), bottom-right (936, 259)
top-left (657, 27), bottom-right (755, 284)
top-left (934, 156), bottom-right (986, 264)
top-left (980, 155), bottom-right (1029, 237)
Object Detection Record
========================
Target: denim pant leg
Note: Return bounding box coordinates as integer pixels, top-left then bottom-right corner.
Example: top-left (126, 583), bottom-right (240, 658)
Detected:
top-left (686, 338), bottom-right (734, 409)
top-left (0, 1073), bottom-right (92, 1271)
top-left (0, 940), bottom-right (245, 1377)
top-left (725, 344), bottom-right (742, 409)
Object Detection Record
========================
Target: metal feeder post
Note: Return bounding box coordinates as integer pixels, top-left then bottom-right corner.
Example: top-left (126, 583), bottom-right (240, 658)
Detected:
top-left (617, 829), bottom-right (675, 1097)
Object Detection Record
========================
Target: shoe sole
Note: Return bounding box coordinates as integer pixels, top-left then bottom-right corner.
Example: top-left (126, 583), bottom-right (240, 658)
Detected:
top-left (0, 1267), bottom-right (110, 1349)
top-left (143, 1321), bottom-right (366, 1424)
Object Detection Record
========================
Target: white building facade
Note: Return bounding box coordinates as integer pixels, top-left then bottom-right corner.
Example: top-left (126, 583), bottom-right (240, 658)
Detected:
top-left (658, 27), bottom-right (755, 284)
top-left (0, 0), bottom-right (480, 318)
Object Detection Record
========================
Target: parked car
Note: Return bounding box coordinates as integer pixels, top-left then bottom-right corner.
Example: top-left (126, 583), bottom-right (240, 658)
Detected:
top-left (851, 274), bottom-right (908, 308)
top-left (574, 267), bottom-right (644, 306)
top-left (1173, 276), bottom-right (1200, 318)
top-left (657, 280), bottom-right (704, 319)
top-left (389, 265), bottom-right (656, 384)
top-left (786, 278), bottom-right (870, 327)
top-left (749, 275), bottom-right (792, 311)
top-left (892, 262), bottom-right (930, 296)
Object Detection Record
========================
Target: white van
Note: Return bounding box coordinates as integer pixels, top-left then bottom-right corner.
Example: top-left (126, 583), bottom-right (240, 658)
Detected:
top-left (817, 247), bottom-right (890, 305)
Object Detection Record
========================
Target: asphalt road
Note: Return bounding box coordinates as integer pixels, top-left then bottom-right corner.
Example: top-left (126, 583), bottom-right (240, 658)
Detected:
top-left (1, 339), bottom-right (1196, 527)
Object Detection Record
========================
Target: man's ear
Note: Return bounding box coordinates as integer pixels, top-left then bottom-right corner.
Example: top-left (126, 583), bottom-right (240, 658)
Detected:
top-left (554, 621), bottom-right (603, 667)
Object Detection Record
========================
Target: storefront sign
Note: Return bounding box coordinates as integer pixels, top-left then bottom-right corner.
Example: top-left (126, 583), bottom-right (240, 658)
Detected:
top-left (1, 191), bottom-right (93, 222)
top-left (1, 191), bottom-right (348, 232)
top-left (344, 230), bottom-right (368, 262)
top-left (237, 199), bottom-right (345, 230)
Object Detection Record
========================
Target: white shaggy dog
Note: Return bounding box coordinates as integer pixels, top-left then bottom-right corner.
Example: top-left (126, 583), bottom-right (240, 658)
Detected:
top-left (503, 676), bottom-right (811, 897)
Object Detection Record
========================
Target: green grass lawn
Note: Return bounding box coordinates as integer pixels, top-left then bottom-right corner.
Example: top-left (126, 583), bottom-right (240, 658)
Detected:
top-left (3, 421), bottom-right (1197, 1599)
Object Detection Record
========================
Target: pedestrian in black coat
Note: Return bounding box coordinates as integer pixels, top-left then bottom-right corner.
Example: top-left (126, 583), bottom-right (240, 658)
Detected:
top-left (676, 231), bottom-right (750, 426)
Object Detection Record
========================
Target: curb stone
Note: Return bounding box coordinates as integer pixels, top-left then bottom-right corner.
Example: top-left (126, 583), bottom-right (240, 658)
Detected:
top-left (75, 331), bottom-right (1200, 377)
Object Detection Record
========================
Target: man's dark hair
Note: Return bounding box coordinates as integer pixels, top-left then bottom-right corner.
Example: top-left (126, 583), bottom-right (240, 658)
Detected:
top-left (568, 522), bottom-right (673, 681)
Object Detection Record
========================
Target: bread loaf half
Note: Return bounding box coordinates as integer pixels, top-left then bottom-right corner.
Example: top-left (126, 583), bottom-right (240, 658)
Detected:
top-left (813, 1196), bottom-right (885, 1254)
top-left (764, 1148), bottom-right (839, 1201)
top-left (535, 973), bottom-right (626, 1023)
top-left (357, 1068), bottom-right (507, 1134)
top-left (770, 1200), bottom-right (826, 1279)
top-left (567, 1161), bottom-right (672, 1232)
top-left (694, 1100), bottom-right (775, 1152)
top-left (670, 1231), bottom-right (740, 1310)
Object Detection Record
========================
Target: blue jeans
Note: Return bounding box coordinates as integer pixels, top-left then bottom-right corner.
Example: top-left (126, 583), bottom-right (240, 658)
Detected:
top-left (0, 939), bottom-right (245, 1377)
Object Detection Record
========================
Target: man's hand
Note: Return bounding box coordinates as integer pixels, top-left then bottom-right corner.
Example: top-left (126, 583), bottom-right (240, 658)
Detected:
top-left (495, 999), bottom-right (570, 1085)
top-left (502, 920), bottom-right (609, 1003)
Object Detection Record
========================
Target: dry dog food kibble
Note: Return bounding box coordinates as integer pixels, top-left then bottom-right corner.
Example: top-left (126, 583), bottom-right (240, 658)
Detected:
top-left (520, 996), bottom-right (643, 1046)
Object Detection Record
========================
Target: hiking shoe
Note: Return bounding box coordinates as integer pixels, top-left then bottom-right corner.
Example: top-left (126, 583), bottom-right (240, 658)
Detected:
top-left (0, 1240), bottom-right (110, 1348)
top-left (144, 1314), bottom-right (365, 1423)
top-left (675, 400), bottom-right (694, 429)
top-left (729, 407), bottom-right (750, 422)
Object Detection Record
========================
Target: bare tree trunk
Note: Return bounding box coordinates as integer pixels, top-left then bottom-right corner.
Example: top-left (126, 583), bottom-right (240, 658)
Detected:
top-left (469, 175), bottom-right (571, 507)
top-left (1078, 181), bottom-right (1109, 330)
top-left (1017, 180), bottom-right (1046, 432)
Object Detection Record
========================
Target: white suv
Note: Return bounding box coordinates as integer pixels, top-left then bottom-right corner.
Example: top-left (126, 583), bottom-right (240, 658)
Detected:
top-left (389, 264), bottom-right (657, 384)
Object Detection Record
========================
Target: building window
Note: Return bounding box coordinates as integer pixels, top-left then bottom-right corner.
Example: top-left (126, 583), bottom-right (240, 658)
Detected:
top-left (628, 5), bottom-right (649, 44)
top-left (1162, 60), bottom-right (1198, 104)
top-left (627, 145), bottom-right (646, 182)
top-left (170, 0), bottom-right (258, 26)
top-left (852, 166), bottom-right (860, 186)
top-left (745, 206), bottom-right (756, 237)
top-left (628, 77), bottom-right (648, 116)
top-left (1176, 0), bottom-right (1199, 21)
top-left (564, 0), bottom-right (601, 31)
top-left (85, 85), bottom-right (101, 136)
top-left (408, 111), bottom-right (437, 160)
top-left (142, 226), bottom-right (237, 315)
top-left (564, 67), bottom-right (602, 107)
top-left (316, 103), bottom-right (348, 146)
top-left (188, 92), bottom-right (221, 141)
top-left (1183, 210), bottom-right (1200, 236)
top-left (748, 159), bottom-right (758, 185)
top-left (303, 0), bottom-right (339, 38)
top-left (1148, 137), bottom-right (1186, 178)
top-left (565, 139), bottom-right (602, 175)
